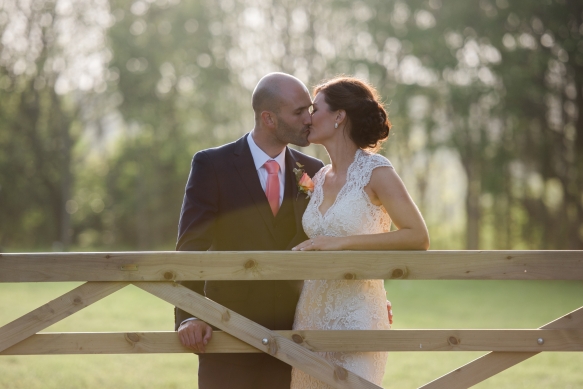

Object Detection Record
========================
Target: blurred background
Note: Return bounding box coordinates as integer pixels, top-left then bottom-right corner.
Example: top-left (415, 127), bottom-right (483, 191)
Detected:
top-left (1, 0), bottom-right (582, 252)
top-left (1, 2), bottom-right (583, 388)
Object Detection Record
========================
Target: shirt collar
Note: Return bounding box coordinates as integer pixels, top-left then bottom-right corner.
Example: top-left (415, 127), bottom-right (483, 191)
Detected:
top-left (247, 132), bottom-right (286, 171)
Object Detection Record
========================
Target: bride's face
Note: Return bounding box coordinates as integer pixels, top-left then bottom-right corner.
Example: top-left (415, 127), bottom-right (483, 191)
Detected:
top-left (308, 92), bottom-right (338, 144)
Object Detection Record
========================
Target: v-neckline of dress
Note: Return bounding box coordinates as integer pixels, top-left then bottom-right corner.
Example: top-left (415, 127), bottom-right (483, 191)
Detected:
top-left (317, 149), bottom-right (362, 218)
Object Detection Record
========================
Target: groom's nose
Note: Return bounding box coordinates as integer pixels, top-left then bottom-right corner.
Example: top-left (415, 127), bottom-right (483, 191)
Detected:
top-left (303, 110), bottom-right (312, 125)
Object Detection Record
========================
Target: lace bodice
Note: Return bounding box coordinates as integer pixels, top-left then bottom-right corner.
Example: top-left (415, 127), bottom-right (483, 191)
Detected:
top-left (302, 148), bottom-right (393, 239)
top-left (291, 149), bottom-right (393, 389)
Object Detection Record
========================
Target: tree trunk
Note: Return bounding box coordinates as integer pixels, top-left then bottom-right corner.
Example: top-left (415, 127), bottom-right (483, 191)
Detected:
top-left (465, 168), bottom-right (481, 250)
top-left (54, 90), bottom-right (73, 251)
top-left (573, 76), bottom-right (583, 248)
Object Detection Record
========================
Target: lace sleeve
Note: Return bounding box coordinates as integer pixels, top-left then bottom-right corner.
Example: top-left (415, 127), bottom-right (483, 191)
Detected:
top-left (357, 152), bottom-right (393, 188)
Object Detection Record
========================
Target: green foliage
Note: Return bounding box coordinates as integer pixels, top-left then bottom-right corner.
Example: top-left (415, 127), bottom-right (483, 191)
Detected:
top-left (1, 0), bottom-right (582, 250)
top-left (0, 67), bottom-right (78, 250)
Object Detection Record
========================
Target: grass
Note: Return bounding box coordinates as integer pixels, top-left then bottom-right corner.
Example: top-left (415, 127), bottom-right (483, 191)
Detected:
top-left (0, 280), bottom-right (581, 389)
top-left (383, 280), bottom-right (583, 388)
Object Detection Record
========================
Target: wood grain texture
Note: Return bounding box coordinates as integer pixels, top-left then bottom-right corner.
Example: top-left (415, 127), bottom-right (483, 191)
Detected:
top-left (134, 281), bottom-right (382, 389)
top-left (1, 250), bottom-right (582, 282)
top-left (0, 282), bottom-right (128, 353)
top-left (2, 329), bottom-right (582, 355)
top-left (419, 306), bottom-right (583, 389)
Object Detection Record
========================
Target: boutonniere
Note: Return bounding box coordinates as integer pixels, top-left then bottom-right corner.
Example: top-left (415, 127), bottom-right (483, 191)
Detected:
top-left (293, 162), bottom-right (314, 199)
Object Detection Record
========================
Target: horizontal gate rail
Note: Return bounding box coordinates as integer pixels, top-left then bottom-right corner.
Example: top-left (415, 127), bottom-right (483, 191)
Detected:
top-left (2, 328), bottom-right (582, 355)
top-left (1, 250), bottom-right (582, 282)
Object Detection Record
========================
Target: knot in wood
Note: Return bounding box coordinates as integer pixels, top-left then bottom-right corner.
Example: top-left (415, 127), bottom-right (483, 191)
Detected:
top-left (506, 255), bottom-right (512, 259)
top-left (163, 271), bottom-right (175, 280)
top-left (221, 309), bottom-right (231, 322)
top-left (390, 268), bottom-right (405, 279)
top-left (126, 333), bottom-right (140, 343)
top-left (448, 336), bottom-right (460, 346)
top-left (244, 259), bottom-right (257, 270)
top-left (73, 297), bottom-right (83, 305)
top-left (292, 334), bottom-right (304, 344)
top-left (344, 273), bottom-right (356, 280)
top-left (334, 366), bottom-right (348, 381)
top-left (105, 254), bottom-right (111, 259)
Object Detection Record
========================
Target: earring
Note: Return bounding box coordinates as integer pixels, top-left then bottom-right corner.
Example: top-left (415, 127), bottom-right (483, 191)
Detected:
top-left (334, 123), bottom-right (338, 129)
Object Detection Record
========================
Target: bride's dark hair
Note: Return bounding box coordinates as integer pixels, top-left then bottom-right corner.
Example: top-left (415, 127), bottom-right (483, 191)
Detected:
top-left (313, 77), bottom-right (391, 152)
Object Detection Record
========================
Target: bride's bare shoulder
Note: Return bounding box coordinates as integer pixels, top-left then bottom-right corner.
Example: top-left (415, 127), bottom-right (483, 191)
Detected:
top-left (368, 160), bottom-right (406, 195)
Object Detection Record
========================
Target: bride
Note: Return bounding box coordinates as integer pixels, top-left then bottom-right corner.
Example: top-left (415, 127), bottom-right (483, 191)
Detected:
top-left (291, 76), bottom-right (430, 388)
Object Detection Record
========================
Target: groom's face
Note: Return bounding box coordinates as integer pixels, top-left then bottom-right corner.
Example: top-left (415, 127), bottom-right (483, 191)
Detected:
top-left (273, 84), bottom-right (313, 147)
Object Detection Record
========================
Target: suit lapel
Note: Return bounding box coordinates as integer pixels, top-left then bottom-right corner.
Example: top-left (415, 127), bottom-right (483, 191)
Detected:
top-left (233, 134), bottom-right (277, 240)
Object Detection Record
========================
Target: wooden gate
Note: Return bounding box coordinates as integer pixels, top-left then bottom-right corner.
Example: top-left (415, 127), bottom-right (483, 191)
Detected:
top-left (1, 250), bottom-right (582, 388)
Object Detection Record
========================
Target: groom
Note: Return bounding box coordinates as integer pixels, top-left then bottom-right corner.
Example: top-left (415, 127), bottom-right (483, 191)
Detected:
top-left (174, 72), bottom-right (324, 389)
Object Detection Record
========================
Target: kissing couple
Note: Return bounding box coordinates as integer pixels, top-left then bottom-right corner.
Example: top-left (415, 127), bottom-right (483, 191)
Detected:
top-left (174, 72), bottom-right (430, 389)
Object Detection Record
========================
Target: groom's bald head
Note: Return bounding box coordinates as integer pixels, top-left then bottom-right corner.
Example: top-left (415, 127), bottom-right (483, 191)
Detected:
top-left (251, 72), bottom-right (312, 150)
top-left (252, 72), bottom-right (310, 116)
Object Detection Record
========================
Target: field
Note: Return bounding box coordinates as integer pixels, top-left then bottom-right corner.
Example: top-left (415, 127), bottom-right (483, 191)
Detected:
top-left (0, 280), bottom-right (582, 388)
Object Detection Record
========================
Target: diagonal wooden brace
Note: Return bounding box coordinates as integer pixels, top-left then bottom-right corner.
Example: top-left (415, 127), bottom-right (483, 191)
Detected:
top-left (0, 281), bottom-right (129, 353)
top-left (419, 305), bottom-right (583, 389)
top-left (133, 281), bottom-right (383, 389)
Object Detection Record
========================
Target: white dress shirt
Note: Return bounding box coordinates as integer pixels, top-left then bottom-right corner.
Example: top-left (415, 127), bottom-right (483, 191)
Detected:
top-left (247, 132), bottom-right (286, 207)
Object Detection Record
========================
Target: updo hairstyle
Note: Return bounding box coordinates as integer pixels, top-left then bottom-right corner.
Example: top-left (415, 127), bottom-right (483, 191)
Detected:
top-left (313, 77), bottom-right (391, 151)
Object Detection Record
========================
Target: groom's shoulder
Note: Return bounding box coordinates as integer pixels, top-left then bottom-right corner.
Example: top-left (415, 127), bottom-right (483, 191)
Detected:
top-left (289, 148), bottom-right (324, 167)
top-left (288, 147), bottom-right (324, 176)
top-left (192, 135), bottom-right (245, 160)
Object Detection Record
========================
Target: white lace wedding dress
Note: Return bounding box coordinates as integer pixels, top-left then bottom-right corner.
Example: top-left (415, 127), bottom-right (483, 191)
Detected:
top-left (290, 149), bottom-right (392, 389)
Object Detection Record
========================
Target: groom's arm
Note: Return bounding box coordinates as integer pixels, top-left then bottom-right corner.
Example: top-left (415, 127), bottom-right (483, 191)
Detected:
top-left (175, 151), bottom-right (219, 330)
top-left (177, 150), bottom-right (218, 252)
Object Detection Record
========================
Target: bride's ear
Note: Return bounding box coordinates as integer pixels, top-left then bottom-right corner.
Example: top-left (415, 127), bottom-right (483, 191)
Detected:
top-left (336, 110), bottom-right (347, 126)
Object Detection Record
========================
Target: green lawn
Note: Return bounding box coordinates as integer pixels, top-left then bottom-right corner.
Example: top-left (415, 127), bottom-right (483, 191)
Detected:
top-left (0, 280), bottom-right (581, 389)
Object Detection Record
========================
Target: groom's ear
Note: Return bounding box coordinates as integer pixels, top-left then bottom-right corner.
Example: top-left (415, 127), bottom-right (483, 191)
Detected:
top-left (261, 111), bottom-right (277, 128)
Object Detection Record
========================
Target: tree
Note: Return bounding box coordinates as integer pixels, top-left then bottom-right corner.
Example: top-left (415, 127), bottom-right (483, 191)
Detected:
top-left (0, 0), bottom-right (110, 250)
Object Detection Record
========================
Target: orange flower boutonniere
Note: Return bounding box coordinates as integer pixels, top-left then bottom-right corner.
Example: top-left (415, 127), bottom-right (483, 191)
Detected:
top-left (293, 162), bottom-right (314, 199)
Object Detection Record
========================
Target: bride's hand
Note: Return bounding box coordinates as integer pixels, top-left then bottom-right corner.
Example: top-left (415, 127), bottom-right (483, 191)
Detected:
top-left (292, 236), bottom-right (345, 251)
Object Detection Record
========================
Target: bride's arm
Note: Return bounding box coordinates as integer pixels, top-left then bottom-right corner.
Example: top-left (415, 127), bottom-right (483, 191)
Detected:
top-left (293, 166), bottom-right (430, 251)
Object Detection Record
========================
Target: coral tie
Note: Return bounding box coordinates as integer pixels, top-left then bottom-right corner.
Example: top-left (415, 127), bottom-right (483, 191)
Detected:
top-left (264, 160), bottom-right (280, 216)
